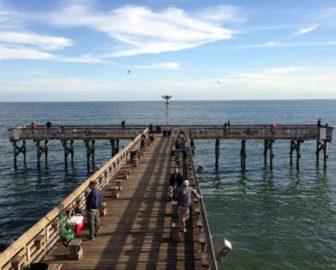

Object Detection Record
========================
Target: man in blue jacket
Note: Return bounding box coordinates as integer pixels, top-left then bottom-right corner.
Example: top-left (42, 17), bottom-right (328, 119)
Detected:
top-left (86, 181), bottom-right (102, 240)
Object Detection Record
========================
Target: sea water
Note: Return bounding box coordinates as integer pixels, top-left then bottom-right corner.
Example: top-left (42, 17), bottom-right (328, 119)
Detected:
top-left (0, 100), bottom-right (335, 269)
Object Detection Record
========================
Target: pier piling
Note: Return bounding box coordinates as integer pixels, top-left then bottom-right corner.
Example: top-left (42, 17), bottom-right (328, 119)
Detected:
top-left (215, 139), bottom-right (220, 172)
top-left (264, 140), bottom-right (274, 170)
top-left (63, 140), bottom-right (74, 170)
top-left (36, 140), bottom-right (48, 169)
top-left (290, 140), bottom-right (303, 170)
top-left (12, 139), bottom-right (27, 170)
top-left (240, 139), bottom-right (247, 170)
top-left (84, 139), bottom-right (95, 173)
top-left (316, 140), bottom-right (329, 169)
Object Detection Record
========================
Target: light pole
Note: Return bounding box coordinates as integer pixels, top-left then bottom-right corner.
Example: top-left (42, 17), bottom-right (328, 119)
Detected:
top-left (162, 95), bottom-right (172, 132)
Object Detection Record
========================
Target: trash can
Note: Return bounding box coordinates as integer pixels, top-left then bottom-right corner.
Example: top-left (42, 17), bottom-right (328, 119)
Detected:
top-left (24, 263), bottom-right (48, 270)
top-left (130, 150), bottom-right (137, 160)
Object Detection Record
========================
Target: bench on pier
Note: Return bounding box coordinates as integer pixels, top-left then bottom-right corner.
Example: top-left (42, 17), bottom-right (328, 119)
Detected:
top-left (117, 169), bottom-right (131, 180)
top-left (34, 234), bottom-right (46, 250)
top-left (100, 202), bottom-right (107, 216)
top-left (48, 264), bottom-right (63, 270)
top-left (110, 186), bottom-right (120, 199)
top-left (115, 179), bottom-right (123, 191)
top-left (11, 254), bottom-right (24, 270)
top-left (68, 239), bottom-right (83, 260)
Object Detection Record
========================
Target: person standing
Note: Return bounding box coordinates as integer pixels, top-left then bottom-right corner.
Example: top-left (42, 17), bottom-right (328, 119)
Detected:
top-left (177, 180), bottom-right (201, 232)
top-left (317, 118), bottom-right (321, 127)
top-left (140, 133), bottom-right (146, 150)
top-left (168, 167), bottom-right (184, 200)
top-left (46, 120), bottom-right (52, 134)
top-left (169, 167), bottom-right (184, 188)
top-left (86, 181), bottom-right (102, 240)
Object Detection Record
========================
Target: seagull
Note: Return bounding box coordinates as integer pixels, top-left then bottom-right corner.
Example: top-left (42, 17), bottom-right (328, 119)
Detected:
top-left (217, 80), bottom-right (221, 85)
top-left (127, 70), bottom-right (131, 74)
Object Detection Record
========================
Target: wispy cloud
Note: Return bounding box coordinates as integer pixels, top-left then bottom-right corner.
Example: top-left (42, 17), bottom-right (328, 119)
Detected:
top-left (45, 3), bottom-right (239, 57)
top-left (61, 54), bottom-right (107, 64)
top-left (0, 45), bottom-right (56, 60)
top-left (240, 40), bottom-right (336, 49)
top-left (0, 31), bottom-right (73, 50)
top-left (135, 62), bottom-right (180, 70)
top-left (264, 67), bottom-right (302, 74)
top-left (294, 24), bottom-right (319, 36)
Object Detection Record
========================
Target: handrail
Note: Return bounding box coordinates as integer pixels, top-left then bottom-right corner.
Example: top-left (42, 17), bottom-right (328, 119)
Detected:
top-left (186, 134), bottom-right (218, 270)
top-left (0, 128), bottom-right (148, 270)
top-left (8, 124), bottom-right (334, 142)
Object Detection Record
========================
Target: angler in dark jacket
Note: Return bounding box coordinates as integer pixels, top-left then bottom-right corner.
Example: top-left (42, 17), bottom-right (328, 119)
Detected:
top-left (86, 181), bottom-right (102, 240)
top-left (169, 167), bottom-right (184, 188)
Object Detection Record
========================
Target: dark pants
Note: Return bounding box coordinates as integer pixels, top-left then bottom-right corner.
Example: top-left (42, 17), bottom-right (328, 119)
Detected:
top-left (87, 209), bottom-right (100, 237)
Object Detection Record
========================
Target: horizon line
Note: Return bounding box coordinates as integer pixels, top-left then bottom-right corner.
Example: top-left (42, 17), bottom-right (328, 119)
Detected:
top-left (1, 98), bottom-right (335, 103)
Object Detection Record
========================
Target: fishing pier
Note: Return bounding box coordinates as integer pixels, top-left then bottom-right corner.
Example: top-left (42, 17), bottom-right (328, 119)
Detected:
top-left (1, 123), bottom-right (333, 270)
top-left (9, 124), bottom-right (334, 171)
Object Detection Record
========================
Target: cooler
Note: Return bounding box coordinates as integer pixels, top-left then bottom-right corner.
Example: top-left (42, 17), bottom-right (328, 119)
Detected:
top-left (67, 215), bottom-right (84, 235)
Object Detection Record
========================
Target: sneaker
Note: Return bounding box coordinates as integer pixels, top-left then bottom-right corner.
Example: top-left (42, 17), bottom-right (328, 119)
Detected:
top-left (94, 233), bottom-right (99, 237)
top-left (85, 236), bottom-right (95, 241)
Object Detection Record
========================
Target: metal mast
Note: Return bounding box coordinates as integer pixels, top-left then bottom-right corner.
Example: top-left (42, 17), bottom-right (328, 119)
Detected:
top-left (162, 95), bottom-right (172, 131)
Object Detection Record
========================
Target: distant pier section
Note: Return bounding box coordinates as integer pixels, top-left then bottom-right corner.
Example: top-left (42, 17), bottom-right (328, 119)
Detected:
top-left (8, 124), bottom-right (334, 171)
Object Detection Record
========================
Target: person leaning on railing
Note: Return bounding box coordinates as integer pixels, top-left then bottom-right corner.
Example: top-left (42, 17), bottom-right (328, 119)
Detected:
top-left (177, 180), bottom-right (201, 232)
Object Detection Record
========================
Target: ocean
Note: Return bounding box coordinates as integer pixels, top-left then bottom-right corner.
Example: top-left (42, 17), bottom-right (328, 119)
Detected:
top-left (0, 100), bottom-right (335, 269)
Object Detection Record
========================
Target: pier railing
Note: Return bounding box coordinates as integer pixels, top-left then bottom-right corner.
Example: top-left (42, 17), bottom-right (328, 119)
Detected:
top-left (9, 124), bottom-right (334, 141)
top-left (177, 125), bottom-right (333, 141)
top-left (188, 152), bottom-right (218, 269)
top-left (8, 125), bottom-right (147, 140)
top-left (0, 129), bottom-right (148, 270)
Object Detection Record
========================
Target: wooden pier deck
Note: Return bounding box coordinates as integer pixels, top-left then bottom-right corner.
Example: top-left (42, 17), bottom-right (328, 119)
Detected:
top-left (43, 136), bottom-right (207, 270)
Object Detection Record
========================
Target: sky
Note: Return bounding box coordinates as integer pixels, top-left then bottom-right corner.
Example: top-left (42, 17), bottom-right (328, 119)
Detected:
top-left (0, 0), bottom-right (336, 101)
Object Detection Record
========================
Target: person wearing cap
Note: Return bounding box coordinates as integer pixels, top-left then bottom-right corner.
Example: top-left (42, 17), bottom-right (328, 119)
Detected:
top-left (177, 179), bottom-right (201, 232)
top-left (86, 181), bottom-right (102, 240)
top-left (169, 167), bottom-right (184, 188)
top-left (169, 167), bottom-right (184, 200)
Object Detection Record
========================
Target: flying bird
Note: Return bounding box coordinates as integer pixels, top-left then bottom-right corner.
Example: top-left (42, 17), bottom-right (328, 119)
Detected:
top-left (217, 80), bottom-right (221, 85)
top-left (127, 70), bottom-right (131, 74)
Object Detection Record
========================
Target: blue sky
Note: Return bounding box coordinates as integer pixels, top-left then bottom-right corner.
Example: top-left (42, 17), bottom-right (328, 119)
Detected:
top-left (0, 0), bottom-right (336, 101)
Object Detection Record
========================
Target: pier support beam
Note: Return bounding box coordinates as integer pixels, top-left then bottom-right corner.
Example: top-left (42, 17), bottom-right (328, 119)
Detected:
top-left (240, 139), bottom-right (247, 170)
top-left (12, 140), bottom-right (27, 170)
top-left (36, 140), bottom-right (49, 169)
top-left (215, 139), bottom-right (220, 172)
top-left (63, 140), bottom-right (74, 170)
top-left (316, 140), bottom-right (329, 169)
top-left (110, 139), bottom-right (120, 157)
top-left (84, 140), bottom-right (95, 173)
top-left (289, 140), bottom-right (303, 170)
top-left (264, 140), bottom-right (274, 170)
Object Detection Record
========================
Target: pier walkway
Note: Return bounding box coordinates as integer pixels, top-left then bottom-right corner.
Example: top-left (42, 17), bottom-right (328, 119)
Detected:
top-left (0, 132), bottom-right (217, 270)
top-left (45, 136), bottom-right (206, 269)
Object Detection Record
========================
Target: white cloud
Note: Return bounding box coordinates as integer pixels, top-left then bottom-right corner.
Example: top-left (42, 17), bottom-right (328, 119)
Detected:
top-left (136, 62), bottom-right (180, 70)
top-left (294, 24), bottom-right (319, 36)
top-left (0, 45), bottom-right (56, 60)
top-left (1, 67), bottom-right (336, 101)
top-left (61, 54), bottom-right (106, 64)
top-left (264, 67), bottom-right (302, 74)
top-left (0, 31), bottom-right (73, 50)
top-left (46, 3), bottom-right (237, 57)
top-left (240, 40), bottom-right (336, 49)
top-left (197, 5), bottom-right (246, 24)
